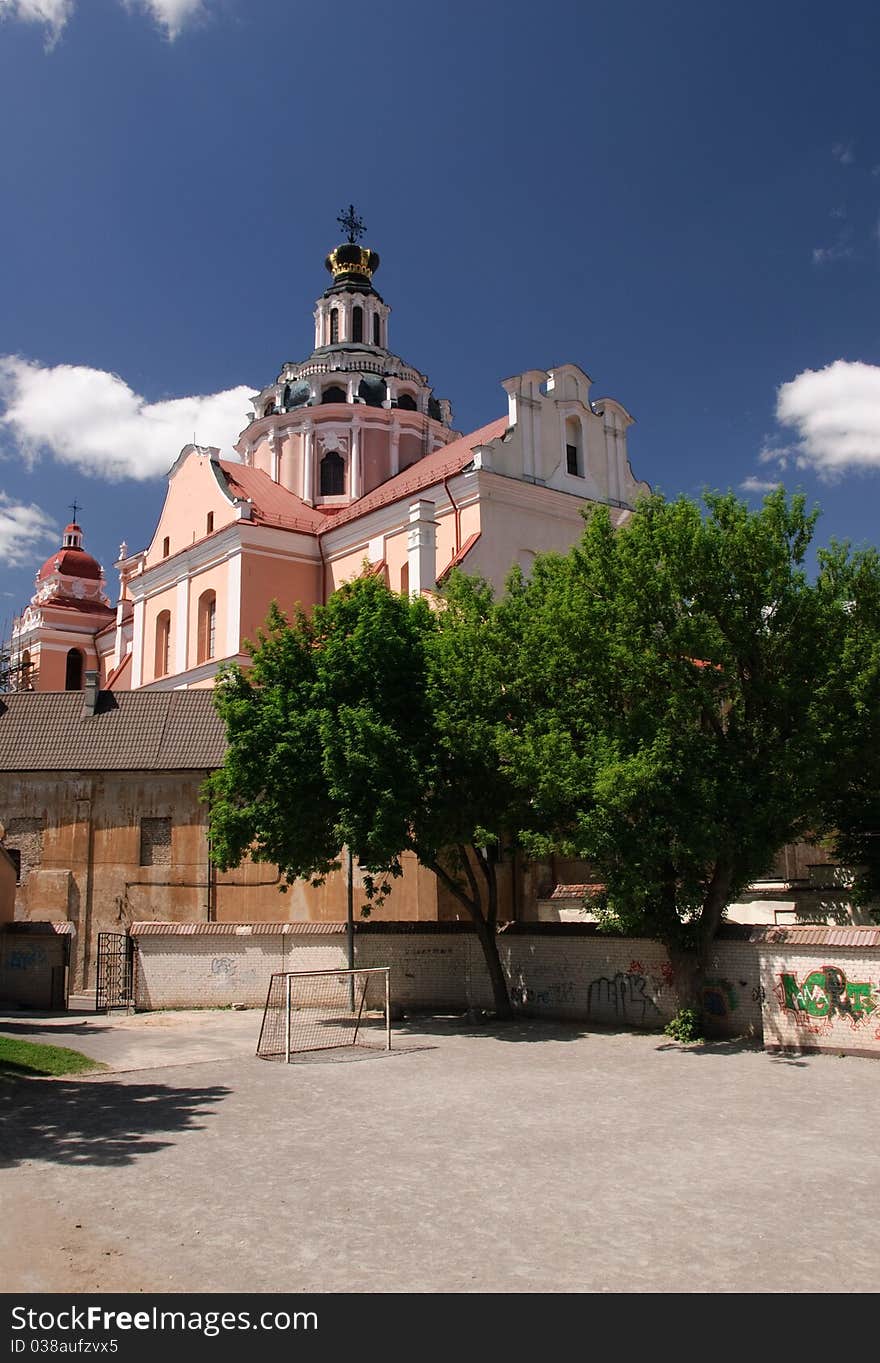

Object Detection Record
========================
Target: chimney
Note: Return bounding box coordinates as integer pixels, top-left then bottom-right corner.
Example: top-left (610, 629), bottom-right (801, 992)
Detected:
top-left (82, 671), bottom-right (99, 718)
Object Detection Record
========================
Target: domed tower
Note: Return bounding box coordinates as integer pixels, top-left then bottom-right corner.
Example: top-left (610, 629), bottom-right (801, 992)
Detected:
top-left (239, 208), bottom-right (457, 505)
top-left (10, 518), bottom-right (114, 691)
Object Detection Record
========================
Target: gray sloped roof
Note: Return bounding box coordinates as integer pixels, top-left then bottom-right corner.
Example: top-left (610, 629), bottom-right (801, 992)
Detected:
top-left (0, 690), bottom-right (227, 771)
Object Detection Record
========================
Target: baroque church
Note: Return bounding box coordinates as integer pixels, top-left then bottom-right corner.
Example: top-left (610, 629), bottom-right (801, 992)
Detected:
top-left (9, 211), bottom-right (648, 694)
top-left (1, 215), bottom-right (667, 992)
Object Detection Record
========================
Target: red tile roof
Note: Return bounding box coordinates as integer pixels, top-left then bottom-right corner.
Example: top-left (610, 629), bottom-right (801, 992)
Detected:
top-left (321, 416), bottom-right (508, 532)
top-left (218, 461), bottom-right (328, 533)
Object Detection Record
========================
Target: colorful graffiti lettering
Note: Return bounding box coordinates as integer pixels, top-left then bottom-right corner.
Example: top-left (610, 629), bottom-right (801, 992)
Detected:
top-left (701, 977), bottom-right (739, 1018)
top-left (776, 965), bottom-right (877, 1030)
top-left (628, 959), bottom-right (645, 977)
top-left (660, 961), bottom-right (676, 987)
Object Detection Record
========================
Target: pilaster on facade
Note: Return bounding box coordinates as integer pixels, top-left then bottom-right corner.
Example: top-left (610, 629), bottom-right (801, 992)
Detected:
top-left (407, 499), bottom-right (439, 596)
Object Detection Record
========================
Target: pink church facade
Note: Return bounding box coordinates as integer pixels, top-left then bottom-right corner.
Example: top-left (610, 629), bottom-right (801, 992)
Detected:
top-left (11, 224), bottom-right (649, 696)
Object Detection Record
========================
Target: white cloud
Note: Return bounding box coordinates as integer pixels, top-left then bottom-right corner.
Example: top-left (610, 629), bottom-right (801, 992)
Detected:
top-left (776, 360), bottom-right (880, 477)
top-left (124, 0), bottom-right (205, 39)
top-left (0, 0), bottom-right (209, 42)
top-left (0, 0), bottom-right (72, 46)
top-left (0, 492), bottom-right (56, 567)
top-left (811, 230), bottom-right (853, 265)
top-left (0, 357), bottom-right (254, 482)
top-left (739, 476), bottom-right (783, 495)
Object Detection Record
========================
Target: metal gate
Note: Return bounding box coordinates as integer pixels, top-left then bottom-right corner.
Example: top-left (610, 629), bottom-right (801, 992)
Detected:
top-left (95, 932), bottom-right (134, 1011)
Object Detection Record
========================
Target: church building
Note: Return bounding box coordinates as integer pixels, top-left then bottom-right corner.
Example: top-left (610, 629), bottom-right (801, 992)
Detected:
top-left (10, 211), bottom-right (648, 693)
top-left (1, 214), bottom-right (663, 989)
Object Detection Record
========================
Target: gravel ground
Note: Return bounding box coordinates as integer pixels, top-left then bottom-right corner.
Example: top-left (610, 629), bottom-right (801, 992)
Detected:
top-left (2, 1009), bottom-right (878, 1293)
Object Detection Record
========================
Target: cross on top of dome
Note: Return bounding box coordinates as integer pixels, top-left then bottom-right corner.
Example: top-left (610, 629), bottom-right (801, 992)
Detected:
top-left (337, 204), bottom-right (365, 244)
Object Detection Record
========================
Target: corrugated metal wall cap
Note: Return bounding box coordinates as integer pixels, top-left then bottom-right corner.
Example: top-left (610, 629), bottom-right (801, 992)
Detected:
top-left (749, 924), bottom-right (880, 948)
top-left (1, 920), bottom-right (75, 935)
top-left (130, 921), bottom-right (348, 936)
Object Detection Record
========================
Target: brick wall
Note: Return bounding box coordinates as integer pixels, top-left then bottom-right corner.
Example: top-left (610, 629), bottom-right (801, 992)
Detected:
top-left (131, 923), bottom-right (763, 1038)
top-left (756, 926), bottom-right (880, 1057)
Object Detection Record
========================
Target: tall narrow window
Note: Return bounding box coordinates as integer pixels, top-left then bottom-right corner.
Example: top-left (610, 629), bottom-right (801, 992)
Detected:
top-left (319, 452), bottom-right (345, 496)
top-left (352, 306), bottom-right (363, 343)
top-left (206, 512), bottom-right (214, 535)
top-left (155, 611), bottom-right (171, 678)
top-left (197, 591), bottom-right (217, 664)
top-left (19, 650), bottom-right (31, 690)
top-left (400, 561), bottom-right (410, 595)
top-left (330, 307), bottom-right (339, 343)
top-left (162, 536), bottom-right (170, 558)
top-left (565, 417), bottom-right (583, 477)
top-left (373, 313), bottom-right (381, 346)
top-left (65, 648), bottom-right (83, 691)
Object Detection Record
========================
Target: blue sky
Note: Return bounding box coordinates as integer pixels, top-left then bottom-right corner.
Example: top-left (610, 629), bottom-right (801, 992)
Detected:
top-left (2, 0), bottom-right (880, 629)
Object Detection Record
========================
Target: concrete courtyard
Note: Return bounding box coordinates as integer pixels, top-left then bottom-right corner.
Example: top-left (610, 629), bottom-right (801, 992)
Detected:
top-left (2, 1007), bottom-right (879, 1293)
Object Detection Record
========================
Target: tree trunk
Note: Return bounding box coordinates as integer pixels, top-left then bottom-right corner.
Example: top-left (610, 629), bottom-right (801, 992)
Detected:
top-left (693, 857), bottom-right (735, 1017)
top-left (421, 847), bottom-right (513, 1020)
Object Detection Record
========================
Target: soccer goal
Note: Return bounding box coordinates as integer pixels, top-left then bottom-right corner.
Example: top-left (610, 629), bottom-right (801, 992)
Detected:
top-left (256, 967), bottom-right (392, 1061)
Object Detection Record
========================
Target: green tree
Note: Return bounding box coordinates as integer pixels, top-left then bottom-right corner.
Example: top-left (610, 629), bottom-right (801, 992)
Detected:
top-left (205, 574), bottom-right (520, 1017)
top-left (499, 489), bottom-right (880, 981)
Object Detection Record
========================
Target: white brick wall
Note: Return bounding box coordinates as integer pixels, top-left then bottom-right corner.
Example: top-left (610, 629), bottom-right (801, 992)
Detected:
top-left (132, 927), bottom-right (764, 1038)
top-left (759, 946), bottom-right (880, 1056)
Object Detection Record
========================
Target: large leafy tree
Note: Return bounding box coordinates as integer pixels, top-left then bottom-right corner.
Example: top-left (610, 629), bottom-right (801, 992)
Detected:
top-left (205, 574), bottom-right (521, 1017)
top-left (499, 489), bottom-right (880, 974)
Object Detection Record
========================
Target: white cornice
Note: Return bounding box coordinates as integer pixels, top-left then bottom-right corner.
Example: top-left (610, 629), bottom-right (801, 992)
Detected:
top-left (138, 653), bottom-right (250, 690)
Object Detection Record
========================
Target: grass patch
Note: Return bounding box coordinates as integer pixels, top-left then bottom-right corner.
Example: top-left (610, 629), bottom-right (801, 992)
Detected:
top-left (0, 1035), bottom-right (107, 1079)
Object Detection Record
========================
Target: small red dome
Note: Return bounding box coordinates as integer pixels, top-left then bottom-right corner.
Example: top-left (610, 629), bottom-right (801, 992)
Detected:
top-left (37, 524), bottom-right (102, 583)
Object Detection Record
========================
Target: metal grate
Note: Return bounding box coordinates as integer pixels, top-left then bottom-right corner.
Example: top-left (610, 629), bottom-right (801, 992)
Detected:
top-left (95, 932), bottom-right (134, 1011)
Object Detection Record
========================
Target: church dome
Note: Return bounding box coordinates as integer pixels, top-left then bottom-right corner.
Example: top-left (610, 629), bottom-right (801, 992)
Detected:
top-left (36, 524), bottom-right (102, 583)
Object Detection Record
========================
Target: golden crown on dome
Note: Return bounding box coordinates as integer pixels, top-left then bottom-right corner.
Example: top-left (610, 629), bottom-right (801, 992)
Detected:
top-left (324, 204), bottom-right (380, 281)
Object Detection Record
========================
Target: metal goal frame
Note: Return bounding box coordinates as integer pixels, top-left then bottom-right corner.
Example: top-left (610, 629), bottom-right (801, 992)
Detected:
top-left (256, 966), bottom-right (392, 1061)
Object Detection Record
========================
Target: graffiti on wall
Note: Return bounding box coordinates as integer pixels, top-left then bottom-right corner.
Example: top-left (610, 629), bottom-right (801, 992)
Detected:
top-left (701, 977), bottom-right (739, 1019)
top-left (775, 965), bottom-right (878, 1031)
top-left (587, 970), bottom-right (660, 1026)
top-left (7, 946), bottom-right (48, 970)
top-left (512, 981), bottom-right (576, 1008)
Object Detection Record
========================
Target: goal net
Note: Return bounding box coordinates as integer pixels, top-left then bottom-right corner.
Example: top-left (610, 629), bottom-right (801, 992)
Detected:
top-left (256, 967), bottom-right (392, 1061)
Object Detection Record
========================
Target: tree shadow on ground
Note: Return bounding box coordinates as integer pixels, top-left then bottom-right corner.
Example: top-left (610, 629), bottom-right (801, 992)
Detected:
top-left (396, 1013), bottom-right (596, 1043)
top-left (0, 1017), bottom-right (117, 1038)
top-left (0, 1076), bottom-right (230, 1168)
top-left (654, 1036), bottom-right (774, 1058)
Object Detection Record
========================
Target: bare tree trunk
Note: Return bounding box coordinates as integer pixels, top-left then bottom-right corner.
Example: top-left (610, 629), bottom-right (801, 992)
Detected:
top-left (420, 846), bottom-right (513, 1019)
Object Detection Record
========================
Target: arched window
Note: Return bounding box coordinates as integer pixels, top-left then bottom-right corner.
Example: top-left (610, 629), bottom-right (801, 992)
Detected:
top-left (330, 308), bottom-right (339, 343)
top-left (20, 650), bottom-right (32, 690)
top-left (65, 648), bottom-right (83, 691)
top-left (400, 561), bottom-right (409, 596)
top-left (373, 313), bottom-right (381, 346)
top-left (565, 416), bottom-right (583, 477)
top-left (319, 451), bottom-right (345, 496)
top-left (352, 306), bottom-right (363, 343)
top-left (154, 611), bottom-right (171, 679)
top-left (397, 392), bottom-right (418, 411)
top-left (322, 385), bottom-right (346, 404)
top-left (263, 399), bottom-right (276, 418)
top-left (197, 591), bottom-right (217, 664)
